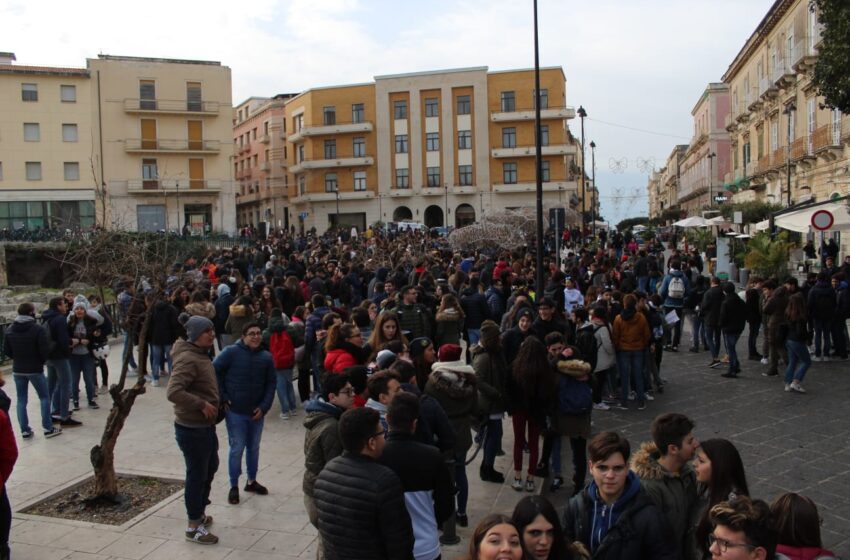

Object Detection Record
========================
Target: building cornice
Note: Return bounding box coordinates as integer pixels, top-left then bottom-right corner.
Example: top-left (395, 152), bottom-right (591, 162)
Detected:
top-left (721, 0), bottom-right (794, 83)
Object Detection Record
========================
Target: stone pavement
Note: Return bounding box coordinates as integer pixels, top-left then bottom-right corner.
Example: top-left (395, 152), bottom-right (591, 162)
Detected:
top-left (4, 328), bottom-right (850, 559)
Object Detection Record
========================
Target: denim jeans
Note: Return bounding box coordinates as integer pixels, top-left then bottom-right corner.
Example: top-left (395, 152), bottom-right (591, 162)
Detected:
top-left (704, 325), bottom-right (721, 360)
top-left (784, 339), bottom-right (812, 384)
top-left (467, 329), bottom-right (481, 347)
top-left (46, 358), bottom-right (72, 419)
top-left (70, 353), bottom-right (97, 403)
top-left (617, 350), bottom-right (645, 406)
top-left (747, 320), bottom-right (761, 356)
top-left (664, 307), bottom-right (682, 347)
top-left (481, 417), bottom-right (503, 470)
top-left (813, 318), bottom-right (832, 358)
top-left (150, 344), bottom-right (173, 380)
top-left (13, 373), bottom-right (53, 432)
top-left (275, 369), bottom-right (297, 414)
top-left (638, 276), bottom-right (649, 293)
top-left (831, 319), bottom-right (848, 358)
top-left (454, 450), bottom-right (469, 515)
top-left (550, 434), bottom-right (563, 475)
top-left (723, 332), bottom-right (741, 374)
top-left (174, 424), bottom-right (219, 523)
top-left (224, 410), bottom-right (265, 487)
top-left (310, 346), bottom-right (324, 396)
top-left (122, 333), bottom-right (138, 369)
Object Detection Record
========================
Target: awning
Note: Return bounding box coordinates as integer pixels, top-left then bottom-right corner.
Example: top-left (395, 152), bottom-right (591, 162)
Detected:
top-left (673, 216), bottom-right (709, 227)
top-left (755, 219), bottom-right (770, 231)
top-left (775, 202), bottom-right (850, 233)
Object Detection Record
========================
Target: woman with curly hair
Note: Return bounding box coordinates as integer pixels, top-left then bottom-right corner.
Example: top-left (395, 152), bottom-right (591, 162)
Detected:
top-left (366, 311), bottom-right (408, 362)
top-left (323, 322), bottom-right (369, 374)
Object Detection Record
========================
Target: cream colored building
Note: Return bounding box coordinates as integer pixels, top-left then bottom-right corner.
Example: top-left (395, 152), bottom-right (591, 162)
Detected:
top-left (0, 52), bottom-right (97, 229)
top-left (647, 145), bottom-right (687, 221)
top-left (88, 55), bottom-right (235, 233)
top-left (722, 0), bottom-right (849, 209)
top-left (241, 66), bottom-right (580, 233)
top-left (647, 169), bottom-right (663, 219)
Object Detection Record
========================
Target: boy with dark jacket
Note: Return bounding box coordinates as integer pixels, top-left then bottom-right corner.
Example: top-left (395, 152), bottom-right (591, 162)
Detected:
top-left (718, 282), bottom-right (748, 378)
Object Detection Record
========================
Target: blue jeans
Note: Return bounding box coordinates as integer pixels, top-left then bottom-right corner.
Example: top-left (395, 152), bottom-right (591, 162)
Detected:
top-left (704, 325), bottom-right (720, 360)
top-left (617, 350), bottom-right (645, 406)
top-left (813, 318), bottom-right (831, 357)
top-left (174, 424), bottom-right (219, 523)
top-left (724, 332), bottom-right (741, 373)
top-left (784, 340), bottom-right (811, 384)
top-left (275, 369), bottom-right (297, 413)
top-left (150, 344), bottom-right (173, 380)
top-left (13, 373), bottom-right (53, 432)
top-left (638, 276), bottom-right (649, 293)
top-left (224, 410), bottom-right (265, 487)
top-left (454, 450), bottom-right (469, 516)
top-left (481, 417), bottom-right (503, 470)
top-left (664, 307), bottom-right (682, 347)
top-left (46, 358), bottom-right (72, 419)
top-left (551, 435), bottom-right (563, 475)
top-left (310, 346), bottom-right (324, 396)
top-left (70, 353), bottom-right (96, 403)
top-left (690, 313), bottom-right (706, 350)
top-left (467, 329), bottom-right (481, 347)
top-left (122, 333), bottom-right (138, 369)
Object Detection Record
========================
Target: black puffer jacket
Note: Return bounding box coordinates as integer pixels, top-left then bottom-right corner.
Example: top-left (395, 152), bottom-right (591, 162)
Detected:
top-left (3, 318), bottom-right (48, 373)
top-left (314, 452), bottom-right (414, 560)
top-left (148, 301), bottom-right (181, 346)
top-left (700, 285), bottom-right (724, 327)
top-left (719, 292), bottom-right (748, 335)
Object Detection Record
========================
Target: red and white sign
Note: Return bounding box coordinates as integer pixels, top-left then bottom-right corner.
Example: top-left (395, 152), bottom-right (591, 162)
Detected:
top-left (811, 209), bottom-right (834, 231)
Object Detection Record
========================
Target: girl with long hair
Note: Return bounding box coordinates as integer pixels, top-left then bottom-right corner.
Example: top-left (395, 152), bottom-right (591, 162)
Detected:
top-left (257, 285), bottom-right (280, 320)
top-left (434, 293), bottom-right (465, 347)
top-left (323, 323), bottom-right (368, 374)
top-left (783, 295), bottom-right (810, 393)
top-left (366, 312), bottom-right (408, 362)
top-left (693, 438), bottom-right (750, 559)
top-left (462, 514), bottom-right (524, 560)
top-left (770, 493), bottom-right (836, 559)
top-left (511, 496), bottom-right (589, 560)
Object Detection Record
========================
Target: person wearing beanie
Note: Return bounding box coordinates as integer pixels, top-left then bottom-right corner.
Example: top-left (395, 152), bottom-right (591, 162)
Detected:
top-left (409, 337), bottom-right (436, 391)
top-left (426, 343), bottom-right (478, 527)
top-left (375, 349), bottom-right (397, 370)
top-left (67, 295), bottom-right (104, 411)
top-left (719, 282), bottom-right (747, 379)
top-left (471, 319), bottom-right (508, 484)
top-left (166, 313), bottom-right (221, 545)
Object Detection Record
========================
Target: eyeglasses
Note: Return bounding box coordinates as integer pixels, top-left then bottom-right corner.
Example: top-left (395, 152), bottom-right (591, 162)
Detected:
top-left (338, 388), bottom-right (355, 396)
top-left (707, 534), bottom-right (756, 553)
top-left (370, 430), bottom-right (386, 440)
top-left (245, 331), bottom-right (262, 337)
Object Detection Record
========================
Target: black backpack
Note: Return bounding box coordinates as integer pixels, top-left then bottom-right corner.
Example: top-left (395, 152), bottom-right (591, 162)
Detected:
top-left (575, 327), bottom-right (598, 372)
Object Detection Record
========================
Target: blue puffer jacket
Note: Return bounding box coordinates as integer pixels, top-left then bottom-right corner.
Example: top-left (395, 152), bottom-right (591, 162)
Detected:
top-left (213, 341), bottom-right (276, 415)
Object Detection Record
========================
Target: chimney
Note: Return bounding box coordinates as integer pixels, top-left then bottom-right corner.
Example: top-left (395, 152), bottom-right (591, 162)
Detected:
top-left (0, 52), bottom-right (16, 65)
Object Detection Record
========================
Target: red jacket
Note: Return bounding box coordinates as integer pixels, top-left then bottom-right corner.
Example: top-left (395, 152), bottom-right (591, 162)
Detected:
top-left (324, 348), bottom-right (358, 374)
top-left (269, 331), bottom-right (295, 369)
top-left (0, 409), bottom-right (18, 485)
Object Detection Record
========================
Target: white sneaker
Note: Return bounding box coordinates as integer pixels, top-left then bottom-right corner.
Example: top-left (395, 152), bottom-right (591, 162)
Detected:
top-left (628, 391), bottom-right (636, 401)
top-left (151, 379), bottom-right (160, 387)
top-left (289, 409), bottom-right (298, 417)
top-left (760, 357), bottom-right (769, 365)
top-left (593, 403), bottom-right (610, 411)
top-left (279, 413), bottom-right (290, 420)
top-left (784, 383), bottom-right (791, 392)
top-left (813, 356), bottom-right (822, 362)
top-left (127, 367), bottom-right (138, 377)
top-left (644, 393), bottom-right (655, 401)
top-left (790, 383), bottom-right (806, 393)
top-left (822, 356), bottom-right (830, 362)
top-left (98, 385), bottom-right (109, 395)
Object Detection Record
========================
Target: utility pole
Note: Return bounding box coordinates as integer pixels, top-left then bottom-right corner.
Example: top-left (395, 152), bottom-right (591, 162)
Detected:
top-left (533, 0), bottom-right (545, 298)
top-left (590, 141), bottom-right (596, 240)
top-left (577, 106), bottom-right (587, 239)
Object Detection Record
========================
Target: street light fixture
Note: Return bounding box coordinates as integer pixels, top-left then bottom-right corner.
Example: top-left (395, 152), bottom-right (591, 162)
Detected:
top-left (783, 101), bottom-right (796, 207)
top-left (707, 152), bottom-right (716, 207)
top-left (577, 106), bottom-right (587, 236)
top-left (590, 140), bottom-right (596, 239)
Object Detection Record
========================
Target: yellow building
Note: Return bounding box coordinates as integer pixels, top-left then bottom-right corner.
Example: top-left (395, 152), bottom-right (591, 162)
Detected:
top-left (722, 0), bottom-right (849, 208)
top-left (0, 52), bottom-right (97, 229)
top-left (241, 66), bottom-right (580, 233)
top-left (88, 55), bottom-right (235, 233)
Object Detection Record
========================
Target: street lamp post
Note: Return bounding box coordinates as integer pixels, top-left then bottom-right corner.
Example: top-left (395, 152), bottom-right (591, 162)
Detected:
top-left (707, 152), bottom-right (716, 207)
top-left (784, 102), bottom-right (796, 207)
top-left (335, 186), bottom-right (340, 229)
top-left (444, 183), bottom-right (449, 228)
top-left (533, 0), bottom-right (545, 298)
top-left (577, 107), bottom-right (587, 238)
top-left (175, 179), bottom-right (181, 233)
top-left (590, 140), bottom-right (596, 240)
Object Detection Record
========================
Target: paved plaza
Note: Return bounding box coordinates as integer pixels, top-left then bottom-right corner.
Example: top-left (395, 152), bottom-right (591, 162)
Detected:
top-left (5, 329), bottom-right (850, 559)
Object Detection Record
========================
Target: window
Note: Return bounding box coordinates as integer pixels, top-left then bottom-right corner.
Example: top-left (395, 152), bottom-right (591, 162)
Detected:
top-left (323, 106), bottom-right (336, 125)
top-left (324, 139), bottom-right (337, 159)
top-left (60, 85), bottom-right (76, 103)
top-left (427, 167), bottom-right (440, 187)
top-left (395, 168), bottom-right (409, 188)
top-left (187, 82), bottom-right (202, 111)
top-left (743, 142), bottom-right (751, 166)
top-left (503, 162), bottom-right (518, 184)
top-left (352, 103), bottom-right (365, 123)
top-left (22, 83), bottom-right (37, 102)
top-left (457, 95), bottom-right (471, 115)
top-left (62, 123), bottom-right (78, 142)
top-left (64, 162), bottom-right (80, 181)
top-left (458, 165), bottom-right (473, 186)
top-left (325, 173), bottom-right (338, 192)
top-left (425, 98), bottom-right (439, 117)
top-left (299, 175), bottom-right (306, 195)
top-left (353, 137), bottom-right (366, 157)
top-left (23, 123), bottom-right (40, 142)
top-left (541, 160), bottom-right (550, 182)
top-left (353, 171), bottom-right (367, 191)
top-left (139, 80), bottom-right (156, 110)
top-left (142, 159), bottom-right (158, 180)
top-left (538, 125), bottom-right (549, 146)
top-left (458, 130), bottom-right (472, 149)
top-left (502, 127), bottom-right (516, 148)
top-left (263, 121), bottom-right (269, 135)
top-left (294, 114), bottom-right (303, 132)
top-left (395, 134), bottom-right (408, 154)
top-left (533, 89), bottom-right (549, 109)
top-left (26, 162), bottom-right (42, 181)
top-left (426, 132), bottom-right (439, 152)
top-left (500, 91), bottom-right (516, 112)
top-left (298, 145), bottom-right (305, 163)
top-left (394, 100), bottom-right (408, 119)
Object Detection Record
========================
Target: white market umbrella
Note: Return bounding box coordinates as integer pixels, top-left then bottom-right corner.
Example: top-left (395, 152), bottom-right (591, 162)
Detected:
top-left (673, 216), bottom-right (710, 227)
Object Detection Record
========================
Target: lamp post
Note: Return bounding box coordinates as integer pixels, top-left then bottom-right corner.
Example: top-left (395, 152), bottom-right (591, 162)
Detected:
top-left (335, 186), bottom-right (340, 229)
top-left (577, 106), bottom-right (587, 238)
top-left (783, 102), bottom-right (796, 207)
top-left (444, 183), bottom-right (449, 228)
top-left (707, 152), bottom-right (716, 207)
top-left (175, 179), bottom-right (181, 233)
top-left (533, 0), bottom-right (545, 298)
top-left (590, 140), bottom-right (596, 239)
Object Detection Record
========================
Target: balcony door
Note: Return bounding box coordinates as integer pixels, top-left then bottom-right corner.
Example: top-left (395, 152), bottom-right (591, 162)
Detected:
top-left (188, 120), bottom-right (203, 150)
top-left (141, 119), bottom-right (157, 149)
top-left (189, 158), bottom-right (204, 189)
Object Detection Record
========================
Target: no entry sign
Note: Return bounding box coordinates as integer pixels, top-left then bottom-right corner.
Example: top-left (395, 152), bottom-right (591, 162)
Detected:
top-left (811, 209), bottom-right (834, 231)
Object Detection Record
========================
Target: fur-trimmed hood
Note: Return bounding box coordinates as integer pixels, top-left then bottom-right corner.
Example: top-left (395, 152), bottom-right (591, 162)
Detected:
top-left (185, 301), bottom-right (215, 319)
top-left (427, 361), bottom-right (476, 399)
top-left (556, 358), bottom-right (592, 379)
top-left (436, 307), bottom-right (464, 322)
top-left (229, 303), bottom-right (251, 317)
top-left (630, 441), bottom-right (695, 481)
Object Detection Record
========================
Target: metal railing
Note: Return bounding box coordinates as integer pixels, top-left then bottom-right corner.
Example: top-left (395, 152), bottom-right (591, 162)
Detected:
top-left (127, 179), bottom-right (223, 191)
top-left (124, 139), bottom-right (220, 152)
top-left (124, 98), bottom-right (220, 113)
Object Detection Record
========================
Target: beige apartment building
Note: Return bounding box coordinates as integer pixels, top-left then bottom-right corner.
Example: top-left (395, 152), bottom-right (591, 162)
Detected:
top-left (0, 52), bottom-right (97, 229)
top-left (237, 66), bottom-right (580, 233)
top-left (722, 0), bottom-right (849, 208)
top-left (89, 55), bottom-right (235, 233)
top-left (647, 146), bottom-right (688, 220)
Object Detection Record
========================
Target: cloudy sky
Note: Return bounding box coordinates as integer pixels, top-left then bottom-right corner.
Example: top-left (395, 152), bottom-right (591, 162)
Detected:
top-left (3, 0), bottom-right (774, 224)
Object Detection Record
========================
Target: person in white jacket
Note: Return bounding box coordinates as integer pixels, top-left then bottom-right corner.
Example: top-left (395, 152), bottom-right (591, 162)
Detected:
top-left (591, 307), bottom-right (616, 410)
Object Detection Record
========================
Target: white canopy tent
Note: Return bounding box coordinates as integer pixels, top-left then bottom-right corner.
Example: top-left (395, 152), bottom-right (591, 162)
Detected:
top-left (774, 202), bottom-right (850, 233)
top-left (672, 216), bottom-right (710, 227)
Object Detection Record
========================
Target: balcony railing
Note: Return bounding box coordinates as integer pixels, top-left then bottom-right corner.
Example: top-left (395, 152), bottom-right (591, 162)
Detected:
top-left (812, 124), bottom-right (841, 153)
top-left (260, 161), bottom-right (271, 171)
top-left (791, 39), bottom-right (817, 71)
top-left (124, 98), bottom-right (220, 114)
top-left (790, 136), bottom-right (813, 160)
top-left (127, 179), bottom-right (223, 193)
top-left (724, 113), bottom-right (736, 130)
top-left (491, 144), bottom-right (577, 158)
top-left (490, 106), bottom-right (576, 122)
top-left (287, 121), bottom-right (374, 143)
top-left (771, 59), bottom-right (795, 87)
top-left (757, 154), bottom-right (771, 174)
top-left (289, 155), bottom-right (374, 174)
top-left (124, 139), bottom-right (220, 153)
top-left (772, 147), bottom-right (787, 169)
top-left (259, 134), bottom-right (270, 144)
top-left (745, 161), bottom-right (757, 177)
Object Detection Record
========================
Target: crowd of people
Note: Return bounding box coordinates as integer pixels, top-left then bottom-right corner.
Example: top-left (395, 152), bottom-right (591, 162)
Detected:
top-left (1, 224), bottom-right (847, 560)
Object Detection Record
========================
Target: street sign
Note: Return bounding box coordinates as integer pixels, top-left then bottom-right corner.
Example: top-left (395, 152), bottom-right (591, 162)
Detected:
top-left (811, 209), bottom-right (834, 231)
top-left (299, 212), bottom-right (309, 220)
top-left (714, 195), bottom-right (728, 202)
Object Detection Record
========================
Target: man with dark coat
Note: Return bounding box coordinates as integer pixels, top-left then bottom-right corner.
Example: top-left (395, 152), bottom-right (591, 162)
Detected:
top-left (314, 407), bottom-right (414, 560)
top-left (807, 271), bottom-right (835, 361)
top-left (42, 297), bottom-right (81, 427)
top-left (459, 277), bottom-right (489, 346)
top-left (700, 276), bottom-right (724, 368)
top-left (763, 280), bottom-right (792, 377)
top-left (719, 282), bottom-right (748, 378)
top-left (214, 283), bottom-right (235, 349)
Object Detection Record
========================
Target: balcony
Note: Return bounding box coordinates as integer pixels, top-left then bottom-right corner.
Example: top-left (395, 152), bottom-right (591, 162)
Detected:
top-left (286, 121), bottom-right (374, 143)
top-left (812, 124), bottom-right (843, 161)
top-left (724, 113), bottom-right (737, 132)
top-left (124, 98), bottom-right (220, 115)
top-left (759, 76), bottom-right (778, 100)
top-left (127, 178), bottom-right (223, 194)
top-left (745, 161), bottom-right (758, 178)
top-left (771, 59), bottom-right (795, 88)
top-left (490, 144), bottom-right (577, 158)
top-left (772, 147), bottom-right (787, 169)
top-left (492, 181), bottom-right (577, 193)
top-left (238, 144), bottom-right (250, 154)
top-left (289, 155), bottom-right (374, 174)
top-left (124, 138), bottom-right (221, 153)
top-left (791, 39), bottom-right (817, 72)
top-left (260, 161), bottom-right (271, 171)
top-left (259, 134), bottom-right (270, 144)
top-left (790, 136), bottom-right (815, 169)
top-left (490, 106), bottom-right (576, 122)
top-left (757, 154), bottom-right (771, 174)
top-left (735, 101), bottom-right (750, 123)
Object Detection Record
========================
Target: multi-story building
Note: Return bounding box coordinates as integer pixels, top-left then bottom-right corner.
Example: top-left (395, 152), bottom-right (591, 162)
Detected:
top-left (647, 145), bottom-right (688, 221)
top-left (88, 55), bottom-right (235, 233)
top-left (0, 52), bottom-right (97, 229)
top-left (722, 0), bottom-right (849, 208)
top-left (647, 169), bottom-right (663, 219)
top-left (678, 83), bottom-right (732, 214)
top-left (239, 66), bottom-right (580, 233)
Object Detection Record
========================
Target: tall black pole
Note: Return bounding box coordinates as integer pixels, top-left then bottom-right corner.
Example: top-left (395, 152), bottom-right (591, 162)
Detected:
top-left (533, 0), bottom-right (545, 299)
top-left (578, 106), bottom-right (587, 239)
top-left (590, 141), bottom-right (596, 240)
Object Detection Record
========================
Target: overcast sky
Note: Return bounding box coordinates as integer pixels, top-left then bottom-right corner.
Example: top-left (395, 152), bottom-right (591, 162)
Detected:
top-left (3, 0), bottom-right (775, 225)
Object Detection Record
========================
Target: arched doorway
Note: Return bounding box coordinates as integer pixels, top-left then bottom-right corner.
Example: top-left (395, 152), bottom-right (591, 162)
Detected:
top-left (392, 206), bottom-right (413, 222)
top-left (424, 205), bottom-right (444, 228)
top-left (455, 203), bottom-right (476, 227)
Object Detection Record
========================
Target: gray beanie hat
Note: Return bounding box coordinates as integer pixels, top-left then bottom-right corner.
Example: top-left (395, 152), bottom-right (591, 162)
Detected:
top-left (185, 316), bottom-right (214, 343)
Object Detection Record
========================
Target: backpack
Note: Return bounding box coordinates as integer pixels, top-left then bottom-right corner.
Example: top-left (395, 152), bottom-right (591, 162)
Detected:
top-left (575, 328), bottom-right (598, 371)
top-left (41, 317), bottom-right (58, 357)
top-left (270, 330), bottom-right (295, 369)
top-left (668, 276), bottom-right (686, 299)
top-left (557, 375), bottom-right (593, 416)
